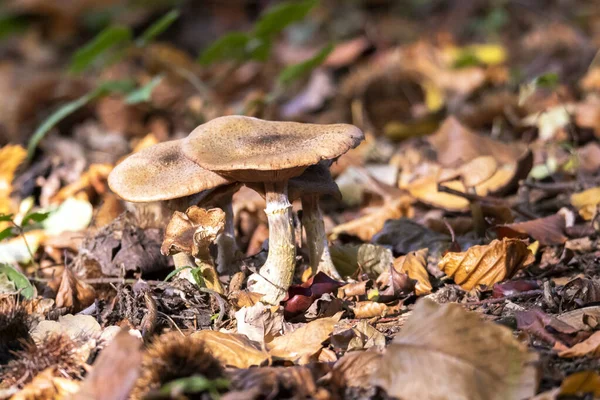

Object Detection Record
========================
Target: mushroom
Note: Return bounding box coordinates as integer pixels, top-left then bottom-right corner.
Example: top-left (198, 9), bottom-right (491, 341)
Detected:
top-left (248, 161), bottom-right (342, 280)
top-left (107, 140), bottom-right (240, 274)
top-left (161, 206), bottom-right (225, 293)
top-left (182, 116), bottom-right (363, 304)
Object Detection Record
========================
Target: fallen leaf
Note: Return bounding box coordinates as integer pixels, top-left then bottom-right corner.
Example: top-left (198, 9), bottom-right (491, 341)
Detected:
top-left (515, 308), bottom-right (581, 348)
top-left (283, 272), bottom-right (344, 319)
top-left (373, 218), bottom-right (452, 257)
top-left (571, 187), bottom-right (600, 220)
top-left (191, 330), bottom-right (269, 369)
top-left (0, 230), bottom-right (45, 264)
top-left (372, 299), bottom-right (539, 400)
top-left (11, 368), bottom-right (80, 400)
top-left (74, 329), bottom-right (142, 400)
top-left (393, 248), bottom-right (432, 295)
top-left (30, 314), bottom-right (102, 343)
top-left (438, 238), bottom-right (533, 290)
top-left (438, 155), bottom-right (498, 187)
top-left (338, 281), bottom-right (370, 298)
top-left (43, 197), bottom-right (94, 235)
top-left (0, 144), bottom-right (26, 227)
top-left (496, 213), bottom-right (567, 245)
top-left (350, 301), bottom-right (389, 319)
top-left (559, 277), bottom-right (600, 307)
top-left (559, 371), bottom-right (600, 397)
top-left (235, 302), bottom-right (284, 345)
top-left (375, 264), bottom-right (414, 302)
top-left (492, 280), bottom-right (540, 298)
top-left (329, 243), bottom-right (393, 279)
top-left (55, 267), bottom-right (96, 313)
top-left (330, 350), bottom-right (382, 389)
top-left (267, 312), bottom-right (342, 363)
top-left (558, 331), bottom-right (600, 358)
top-left (226, 366), bottom-right (321, 399)
top-left (556, 306), bottom-right (600, 331)
top-left (347, 320), bottom-right (386, 351)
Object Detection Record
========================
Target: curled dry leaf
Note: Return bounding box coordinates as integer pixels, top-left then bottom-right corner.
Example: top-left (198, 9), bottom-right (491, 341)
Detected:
top-left (560, 277), bottom-right (600, 307)
top-left (267, 312), bottom-right (343, 363)
top-left (330, 350), bottom-right (383, 389)
top-left (492, 280), bottom-right (540, 298)
top-left (338, 280), bottom-right (370, 298)
top-left (438, 238), bottom-right (534, 291)
top-left (350, 301), bottom-right (389, 319)
top-left (0, 144), bottom-right (26, 224)
top-left (55, 267), bottom-right (96, 313)
top-left (558, 331), bottom-right (600, 358)
top-left (375, 264), bottom-right (414, 302)
top-left (571, 187), bottom-right (600, 220)
top-left (393, 248), bottom-right (432, 296)
top-left (283, 272), bottom-right (344, 319)
top-left (496, 213), bottom-right (567, 246)
top-left (74, 329), bottom-right (142, 400)
top-left (438, 155), bottom-right (498, 187)
top-left (235, 302), bottom-right (284, 346)
top-left (515, 308), bottom-right (580, 348)
top-left (372, 299), bottom-right (539, 400)
top-left (191, 331), bottom-right (270, 369)
top-left (12, 368), bottom-right (80, 400)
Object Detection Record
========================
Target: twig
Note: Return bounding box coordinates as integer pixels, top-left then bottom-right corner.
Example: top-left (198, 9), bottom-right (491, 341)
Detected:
top-left (462, 289), bottom-right (543, 306)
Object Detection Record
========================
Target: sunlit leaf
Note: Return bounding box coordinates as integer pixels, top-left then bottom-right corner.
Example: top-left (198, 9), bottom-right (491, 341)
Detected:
top-left (0, 214), bottom-right (14, 222)
top-left (136, 9), bottom-right (180, 47)
top-left (21, 211), bottom-right (51, 226)
top-left (0, 264), bottom-right (35, 299)
top-left (0, 227), bottom-right (15, 241)
top-left (70, 25), bottom-right (132, 73)
top-left (278, 43), bottom-right (334, 86)
top-left (125, 75), bottom-right (164, 104)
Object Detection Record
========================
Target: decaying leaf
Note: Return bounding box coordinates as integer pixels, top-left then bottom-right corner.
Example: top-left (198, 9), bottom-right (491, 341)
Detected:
top-left (558, 331), bottom-right (600, 358)
top-left (330, 243), bottom-right (393, 278)
top-left (191, 330), bottom-right (270, 369)
top-left (330, 350), bottom-right (383, 389)
top-left (227, 365), bottom-right (322, 399)
top-left (372, 299), bottom-right (539, 400)
top-left (559, 277), bottom-right (600, 307)
top-left (283, 272), bottom-right (344, 319)
top-left (0, 144), bottom-right (26, 225)
top-left (54, 267), bottom-right (96, 313)
top-left (350, 301), bottom-right (389, 319)
top-left (393, 248), bottom-right (432, 295)
top-left (75, 329), bottom-right (142, 400)
top-left (30, 314), bottom-right (102, 344)
top-left (373, 218), bottom-right (452, 257)
top-left (559, 371), bottom-right (600, 397)
top-left (515, 308), bottom-right (580, 348)
top-left (11, 368), bottom-right (80, 400)
top-left (267, 312), bottom-right (343, 363)
top-left (571, 187), bottom-right (600, 220)
top-left (496, 213), bottom-right (567, 245)
top-left (375, 264), bottom-right (414, 301)
top-left (235, 302), bottom-right (284, 345)
top-left (438, 238), bottom-right (533, 290)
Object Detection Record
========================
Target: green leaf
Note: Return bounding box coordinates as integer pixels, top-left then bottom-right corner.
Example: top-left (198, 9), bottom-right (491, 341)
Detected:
top-left (190, 267), bottom-right (205, 288)
top-left (136, 9), bottom-right (180, 47)
top-left (247, 38), bottom-right (272, 62)
top-left (198, 32), bottom-right (251, 65)
top-left (125, 75), bottom-right (164, 104)
top-left (70, 25), bottom-right (132, 73)
top-left (534, 72), bottom-right (559, 89)
top-left (0, 264), bottom-right (35, 299)
top-left (0, 14), bottom-right (29, 40)
top-left (253, 0), bottom-right (318, 38)
top-left (27, 80), bottom-right (135, 161)
top-left (277, 42), bottom-right (334, 86)
top-left (22, 212), bottom-right (51, 227)
top-left (0, 214), bottom-right (14, 222)
top-left (0, 227), bottom-right (15, 242)
top-left (159, 376), bottom-right (229, 396)
top-left (164, 265), bottom-right (192, 282)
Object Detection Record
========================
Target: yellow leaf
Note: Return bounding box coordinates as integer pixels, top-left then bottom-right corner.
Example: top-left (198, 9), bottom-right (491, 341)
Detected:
top-left (394, 248), bottom-right (432, 296)
top-left (438, 238), bottom-right (533, 290)
top-left (191, 330), bottom-right (270, 368)
top-left (571, 187), bottom-right (600, 220)
top-left (0, 144), bottom-right (26, 226)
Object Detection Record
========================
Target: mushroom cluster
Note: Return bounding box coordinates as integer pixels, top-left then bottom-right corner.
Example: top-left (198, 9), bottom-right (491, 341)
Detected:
top-left (108, 115), bottom-right (363, 304)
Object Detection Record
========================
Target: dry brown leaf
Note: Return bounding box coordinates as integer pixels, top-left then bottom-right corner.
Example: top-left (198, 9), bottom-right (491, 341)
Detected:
top-left (571, 187), bottom-right (600, 220)
top-left (438, 156), bottom-right (498, 187)
top-left (330, 351), bottom-right (383, 389)
top-left (559, 371), bottom-right (600, 397)
top-left (496, 213), bottom-right (567, 246)
top-left (229, 291), bottom-right (264, 309)
top-left (74, 329), bottom-right (142, 400)
top-left (407, 176), bottom-right (469, 211)
top-left (55, 267), bottom-right (96, 313)
top-left (191, 330), bottom-right (270, 368)
top-left (372, 299), bottom-right (539, 400)
top-left (350, 301), bottom-right (389, 319)
top-left (394, 248), bottom-right (432, 296)
top-left (577, 142), bottom-right (600, 173)
top-left (428, 117), bottom-right (528, 168)
top-left (226, 366), bottom-right (322, 399)
top-left (12, 368), bottom-right (80, 400)
top-left (558, 331), bottom-right (600, 358)
top-left (50, 164), bottom-right (113, 204)
top-left (330, 196), bottom-right (413, 241)
top-left (267, 312), bottom-right (342, 363)
top-left (438, 238), bottom-right (533, 290)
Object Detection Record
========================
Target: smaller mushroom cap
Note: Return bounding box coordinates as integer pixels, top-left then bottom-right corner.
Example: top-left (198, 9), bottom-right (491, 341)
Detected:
top-left (108, 139), bottom-right (232, 203)
top-left (182, 116), bottom-right (364, 182)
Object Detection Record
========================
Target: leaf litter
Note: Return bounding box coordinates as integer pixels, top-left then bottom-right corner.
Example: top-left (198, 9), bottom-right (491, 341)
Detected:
top-left (2, 1), bottom-right (600, 399)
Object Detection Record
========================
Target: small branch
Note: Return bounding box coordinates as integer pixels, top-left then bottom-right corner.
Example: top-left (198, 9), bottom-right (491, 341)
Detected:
top-left (462, 289), bottom-right (543, 306)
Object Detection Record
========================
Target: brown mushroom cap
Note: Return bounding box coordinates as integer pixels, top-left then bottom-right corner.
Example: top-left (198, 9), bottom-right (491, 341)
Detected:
top-left (108, 139), bottom-right (232, 203)
top-left (182, 116), bottom-right (364, 182)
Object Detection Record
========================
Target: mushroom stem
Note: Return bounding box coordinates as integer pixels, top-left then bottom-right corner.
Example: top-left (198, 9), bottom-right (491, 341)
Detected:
top-left (248, 181), bottom-right (296, 304)
top-left (172, 252), bottom-right (197, 284)
top-left (215, 199), bottom-right (237, 274)
top-left (301, 194), bottom-right (341, 280)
